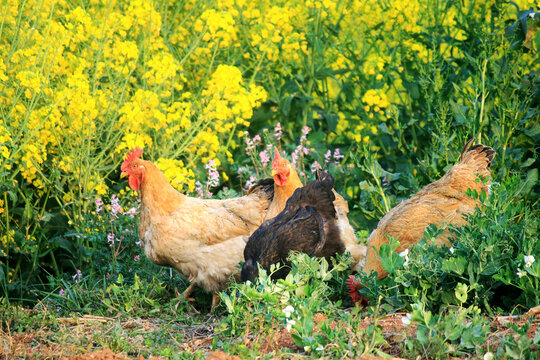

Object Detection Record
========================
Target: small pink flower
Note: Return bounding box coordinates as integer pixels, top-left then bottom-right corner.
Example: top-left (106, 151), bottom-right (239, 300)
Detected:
top-left (124, 206), bottom-right (138, 218)
top-left (195, 181), bottom-right (204, 198)
top-left (72, 269), bottom-right (82, 283)
top-left (274, 122), bottom-right (283, 140)
top-left (110, 194), bottom-right (122, 218)
top-left (95, 197), bottom-right (103, 213)
top-left (245, 137), bottom-right (254, 155)
top-left (244, 175), bottom-right (257, 191)
top-left (324, 150), bottom-right (332, 164)
top-left (253, 135), bottom-right (262, 146)
top-left (107, 233), bottom-right (115, 247)
top-left (259, 150), bottom-right (271, 167)
top-left (59, 289), bottom-right (65, 297)
top-left (134, 255), bottom-right (140, 262)
top-left (205, 160), bottom-right (220, 188)
top-left (311, 161), bottom-right (322, 173)
top-left (333, 148), bottom-right (344, 164)
top-left (291, 151), bottom-right (299, 167)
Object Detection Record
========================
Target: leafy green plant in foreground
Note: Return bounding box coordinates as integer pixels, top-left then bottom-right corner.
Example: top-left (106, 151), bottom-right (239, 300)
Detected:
top-left (402, 303), bottom-right (491, 359)
top-left (358, 174), bottom-right (539, 313)
top-left (218, 252), bottom-right (389, 358)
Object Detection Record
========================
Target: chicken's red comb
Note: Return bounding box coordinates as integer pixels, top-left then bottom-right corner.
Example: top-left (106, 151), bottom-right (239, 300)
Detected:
top-left (346, 275), bottom-right (363, 304)
top-left (272, 147), bottom-right (283, 168)
top-left (274, 147), bottom-right (281, 159)
top-left (121, 147), bottom-right (143, 171)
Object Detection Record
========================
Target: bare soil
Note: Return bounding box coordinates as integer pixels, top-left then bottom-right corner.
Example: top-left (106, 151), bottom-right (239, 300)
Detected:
top-left (1, 307), bottom-right (538, 359)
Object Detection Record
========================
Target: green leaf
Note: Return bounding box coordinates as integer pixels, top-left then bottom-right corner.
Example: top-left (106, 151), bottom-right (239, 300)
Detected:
top-left (291, 333), bottom-right (303, 348)
top-left (417, 326), bottom-right (428, 345)
top-left (359, 180), bottom-right (376, 192)
top-left (445, 321), bottom-right (463, 341)
top-left (441, 257), bottom-right (467, 275)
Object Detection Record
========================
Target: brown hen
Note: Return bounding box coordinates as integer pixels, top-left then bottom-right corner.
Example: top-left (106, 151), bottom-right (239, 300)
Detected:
top-left (363, 139), bottom-right (495, 279)
top-left (120, 148), bottom-right (274, 307)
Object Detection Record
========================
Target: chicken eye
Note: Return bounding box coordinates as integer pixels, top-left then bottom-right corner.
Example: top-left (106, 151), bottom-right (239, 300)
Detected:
top-left (132, 164), bottom-right (137, 168)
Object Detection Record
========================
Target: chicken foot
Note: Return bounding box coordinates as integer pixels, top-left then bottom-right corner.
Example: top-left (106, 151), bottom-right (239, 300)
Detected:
top-left (180, 283), bottom-right (196, 302)
top-left (178, 284), bottom-right (221, 312)
top-left (211, 293), bottom-right (220, 310)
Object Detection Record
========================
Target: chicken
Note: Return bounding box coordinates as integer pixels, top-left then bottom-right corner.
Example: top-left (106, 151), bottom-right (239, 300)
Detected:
top-left (120, 148), bottom-right (274, 308)
top-left (330, 178), bottom-right (367, 272)
top-left (266, 149), bottom-right (366, 270)
top-left (241, 171), bottom-right (345, 282)
top-left (363, 139), bottom-right (496, 280)
top-left (264, 148), bottom-right (303, 221)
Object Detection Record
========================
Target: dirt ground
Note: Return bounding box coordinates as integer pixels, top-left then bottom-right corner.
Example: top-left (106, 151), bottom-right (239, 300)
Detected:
top-left (1, 307), bottom-right (538, 359)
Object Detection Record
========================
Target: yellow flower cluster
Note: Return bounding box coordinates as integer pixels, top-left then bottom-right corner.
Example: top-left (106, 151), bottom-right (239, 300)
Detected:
top-left (0, 0), bottom-right (536, 223)
top-left (0, 229), bottom-right (37, 259)
top-left (362, 89), bottom-right (391, 120)
top-left (0, 120), bottom-right (11, 169)
top-left (191, 65), bottom-right (267, 163)
top-left (1, 0), bottom-right (276, 204)
top-left (156, 158), bottom-right (196, 193)
top-left (195, 9), bottom-right (238, 48)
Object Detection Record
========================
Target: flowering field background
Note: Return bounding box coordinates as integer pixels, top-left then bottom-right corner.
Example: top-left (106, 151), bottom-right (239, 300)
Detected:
top-left (1, 0), bottom-right (539, 358)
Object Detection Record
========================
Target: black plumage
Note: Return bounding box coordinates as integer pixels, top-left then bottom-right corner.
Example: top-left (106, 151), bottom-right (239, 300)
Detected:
top-left (241, 171), bottom-right (345, 282)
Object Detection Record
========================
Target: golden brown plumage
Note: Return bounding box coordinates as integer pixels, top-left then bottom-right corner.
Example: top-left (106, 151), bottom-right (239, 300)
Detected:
top-left (120, 148), bottom-right (274, 304)
top-left (363, 139), bottom-right (496, 279)
top-left (265, 150), bottom-right (366, 270)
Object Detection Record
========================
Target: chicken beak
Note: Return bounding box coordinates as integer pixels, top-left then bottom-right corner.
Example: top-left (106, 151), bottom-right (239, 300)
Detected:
top-left (271, 170), bottom-right (278, 177)
top-left (120, 171), bottom-right (128, 179)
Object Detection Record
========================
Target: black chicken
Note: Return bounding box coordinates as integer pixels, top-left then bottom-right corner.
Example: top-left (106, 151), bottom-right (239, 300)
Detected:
top-left (241, 171), bottom-right (345, 282)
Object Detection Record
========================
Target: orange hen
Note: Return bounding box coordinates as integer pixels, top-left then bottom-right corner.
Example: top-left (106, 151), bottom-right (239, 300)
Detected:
top-left (363, 139), bottom-right (496, 279)
top-left (120, 148), bottom-right (274, 307)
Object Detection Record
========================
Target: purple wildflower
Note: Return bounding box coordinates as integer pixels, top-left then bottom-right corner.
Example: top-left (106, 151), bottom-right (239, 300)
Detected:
top-left (274, 122), bottom-right (283, 141)
top-left (134, 255), bottom-right (140, 262)
top-left (205, 160), bottom-right (220, 188)
top-left (245, 135), bottom-right (261, 155)
top-left (324, 150), bottom-right (332, 165)
top-left (253, 135), bottom-right (262, 146)
top-left (195, 181), bottom-right (204, 198)
top-left (107, 233), bottom-right (115, 247)
top-left (333, 148), bottom-right (344, 164)
top-left (95, 197), bottom-right (103, 213)
top-left (124, 206), bottom-right (138, 218)
top-left (72, 269), bottom-right (82, 283)
top-left (59, 288), bottom-right (65, 297)
top-left (259, 150), bottom-right (271, 167)
top-left (110, 194), bottom-right (122, 218)
top-left (244, 175), bottom-right (257, 191)
top-left (311, 161), bottom-right (322, 173)
top-left (245, 137), bottom-right (254, 155)
top-left (291, 151), bottom-right (299, 167)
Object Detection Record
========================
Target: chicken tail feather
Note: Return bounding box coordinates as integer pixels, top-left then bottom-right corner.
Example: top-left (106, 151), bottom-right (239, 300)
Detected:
top-left (247, 178), bottom-right (275, 201)
top-left (459, 139), bottom-right (495, 172)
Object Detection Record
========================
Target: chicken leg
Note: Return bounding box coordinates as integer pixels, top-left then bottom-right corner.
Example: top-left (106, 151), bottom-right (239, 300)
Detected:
top-left (211, 293), bottom-right (220, 310)
top-left (181, 283), bottom-right (196, 302)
